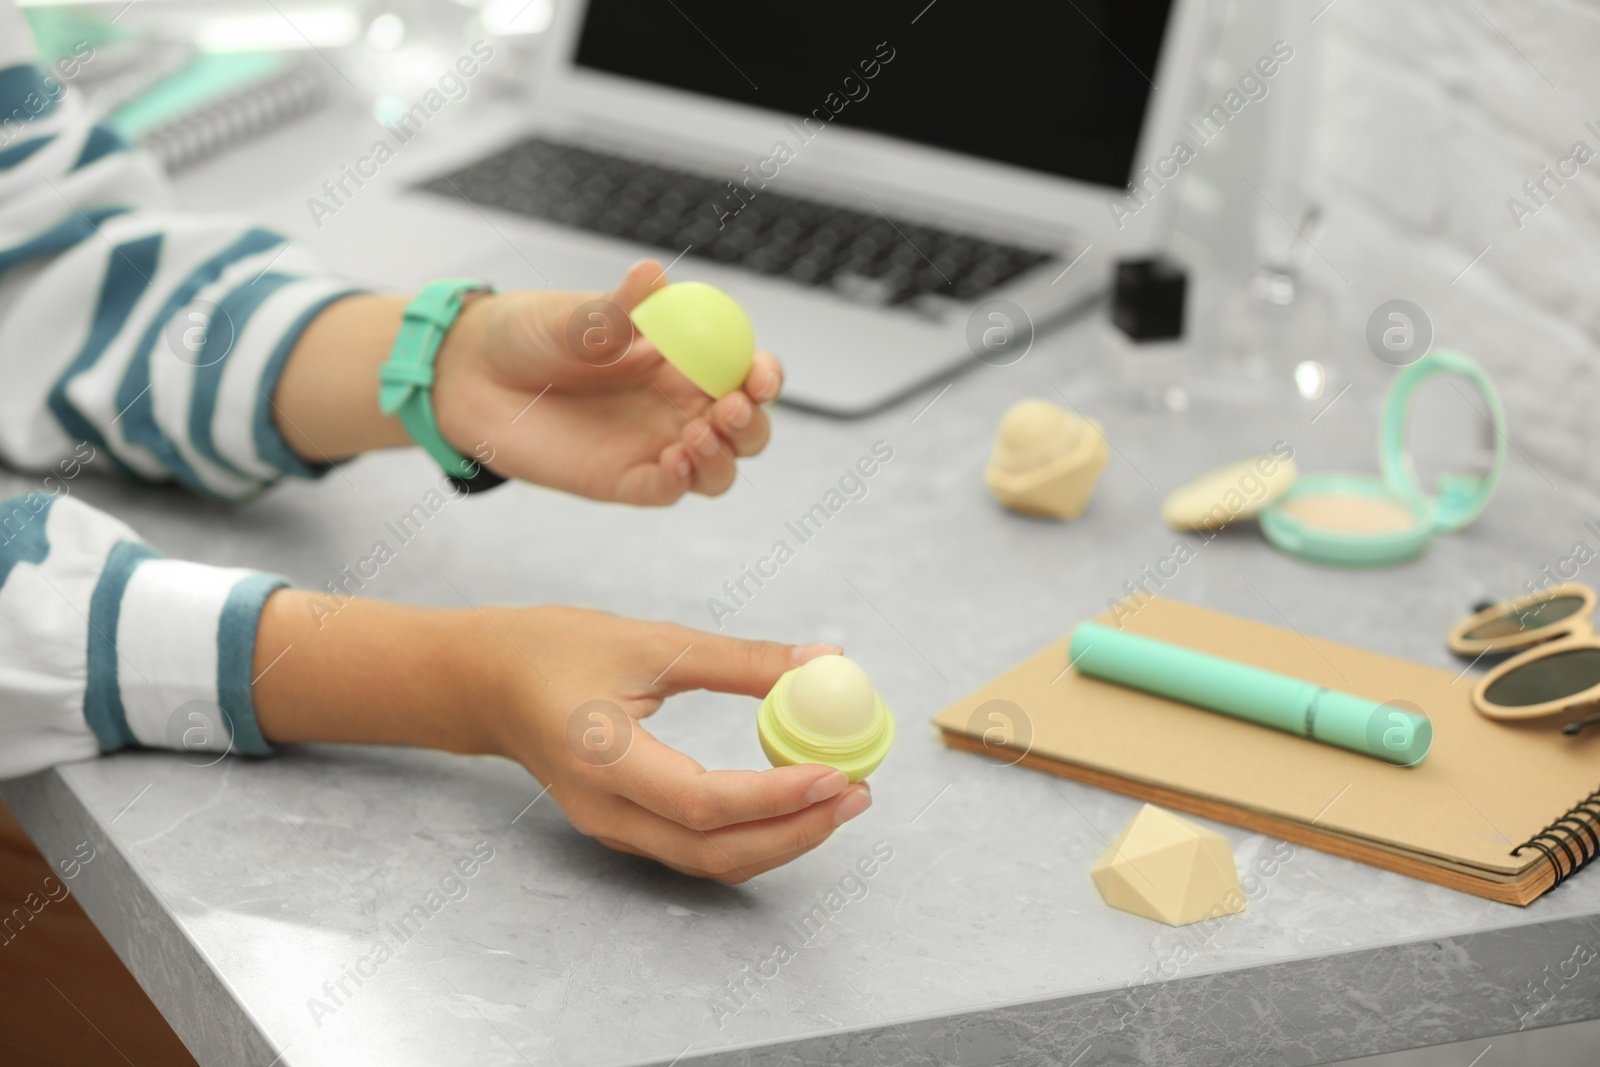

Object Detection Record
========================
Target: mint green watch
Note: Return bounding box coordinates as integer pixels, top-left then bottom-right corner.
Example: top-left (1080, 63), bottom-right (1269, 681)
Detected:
top-left (378, 279), bottom-right (504, 493)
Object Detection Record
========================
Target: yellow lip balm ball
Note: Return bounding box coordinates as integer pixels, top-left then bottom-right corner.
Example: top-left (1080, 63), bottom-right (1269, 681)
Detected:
top-left (629, 282), bottom-right (756, 399)
top-left (757, 655), bottom-right (895, 783)
top-left (788, 655), bottom-right (877, 736)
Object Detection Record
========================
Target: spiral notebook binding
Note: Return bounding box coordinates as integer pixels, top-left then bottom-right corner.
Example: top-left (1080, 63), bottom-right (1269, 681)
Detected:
top-left (1513, 788), bottom-right (1600, 888)
top-left (139, 58), bottom-right (330, 175)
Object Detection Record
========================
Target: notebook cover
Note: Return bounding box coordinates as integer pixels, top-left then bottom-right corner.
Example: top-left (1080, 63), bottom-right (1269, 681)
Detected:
top-left (933, 597), bottom-right (1600, 905)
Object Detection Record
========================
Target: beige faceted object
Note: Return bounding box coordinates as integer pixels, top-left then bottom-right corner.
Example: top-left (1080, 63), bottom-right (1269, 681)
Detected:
top-left (1090, 805), bottom-right (1246, 926)
top-left (984, 399), bottom-right (1109, 519)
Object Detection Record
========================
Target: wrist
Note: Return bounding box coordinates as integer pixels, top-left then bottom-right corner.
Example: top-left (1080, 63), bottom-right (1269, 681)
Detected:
top-left (252, 591), bottom-right (510, 757)
top-left (276, 294), bottom-right (415, 461)
top-left (276, 287), bottom-right (499, 467)
top-left (431, 291), bottom-right (499, 464)
top-left (436, 604), bottom-right (521, 756)
top-left (469, 604), bottom-right (551, 763)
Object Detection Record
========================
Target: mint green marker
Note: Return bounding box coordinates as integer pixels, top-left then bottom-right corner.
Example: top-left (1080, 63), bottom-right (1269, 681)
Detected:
top-left (1069, 622), bottom-right (1432, 766)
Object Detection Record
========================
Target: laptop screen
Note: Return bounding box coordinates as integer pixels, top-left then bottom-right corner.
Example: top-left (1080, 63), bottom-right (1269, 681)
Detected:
top-left (572, 1), bottom-right (1175, 191)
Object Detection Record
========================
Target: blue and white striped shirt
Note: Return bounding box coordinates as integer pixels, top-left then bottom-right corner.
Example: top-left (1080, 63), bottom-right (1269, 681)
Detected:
top-left (0, 7), bottom-right (353, 777)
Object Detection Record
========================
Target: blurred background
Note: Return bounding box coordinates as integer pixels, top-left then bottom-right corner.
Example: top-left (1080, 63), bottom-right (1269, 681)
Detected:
top-left (18, 0), bottom-right (1598, 493)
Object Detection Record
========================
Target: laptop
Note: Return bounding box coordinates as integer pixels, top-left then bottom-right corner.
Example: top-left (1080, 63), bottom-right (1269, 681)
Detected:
top-left (416, 0), bottom-right (1213, 416)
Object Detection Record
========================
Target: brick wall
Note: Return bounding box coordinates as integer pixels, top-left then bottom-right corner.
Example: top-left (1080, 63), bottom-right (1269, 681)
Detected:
top-left (1309, 0), bottom-right (1600, 493)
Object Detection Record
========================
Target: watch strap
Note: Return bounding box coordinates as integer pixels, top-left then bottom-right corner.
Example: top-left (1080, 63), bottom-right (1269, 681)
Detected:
top-left (379, 279), bottom-right (505, 492)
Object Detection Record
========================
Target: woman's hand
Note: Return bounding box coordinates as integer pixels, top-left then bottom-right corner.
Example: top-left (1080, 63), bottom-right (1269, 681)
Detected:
top-left (273, 261), bottom-right (780, 504)
top-left (479, 606), bottom-right (871, 882)
top-left (253, 595), bottom-right (872, 883)
top-left (432, 260), bottom-right (781, 504)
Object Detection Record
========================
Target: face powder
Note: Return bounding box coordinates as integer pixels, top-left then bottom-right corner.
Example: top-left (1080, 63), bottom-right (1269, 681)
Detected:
top-left (1276, 493), bottom-right (1417, 534)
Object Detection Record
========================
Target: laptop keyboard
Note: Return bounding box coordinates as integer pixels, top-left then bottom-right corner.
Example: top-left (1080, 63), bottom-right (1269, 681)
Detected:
top-left (421, 136), bottom-right (1055, 307)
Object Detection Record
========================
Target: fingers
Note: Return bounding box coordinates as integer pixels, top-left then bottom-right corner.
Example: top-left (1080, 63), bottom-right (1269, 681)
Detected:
top-left (665, 784), bottom-right (872, 881)
top-left (711, 825), bottom-right (844, 883)
top-left (612, 444), bottom-right (694, 506)
top-left (681, 417), bottom-right (738, 496)
top-left (649, 631), bottom-right (841, 698)
top-left (606, 729), bottom-right (851, 831)
top-left (544, 620), bottom-right (869, 883)
top-left (716, 790), bottom-right (876, 883)
top-left (696, 351), bottom-right (780, 464)
top-left (578, 783), bottom-right (873, 882)
top-left (636, 831), bottom-right (838, 884)
top-left (680, 350), bottom-right (780, 488)
top-left (743, 350), bottom-right (783, 406)
top-left (708, 391), bottom-right (772, 458)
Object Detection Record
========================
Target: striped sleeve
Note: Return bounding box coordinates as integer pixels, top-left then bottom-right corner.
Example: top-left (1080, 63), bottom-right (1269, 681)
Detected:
top-left (0, 8), bottom-right (363, 501)
top-left (0, 491), bottom-right (281, 779)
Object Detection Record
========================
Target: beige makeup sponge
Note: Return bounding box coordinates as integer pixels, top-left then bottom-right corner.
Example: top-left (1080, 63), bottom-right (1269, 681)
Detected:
top-left (984, 399), bottom-right (1109, 519)
top-left (1161, 454), bottom-right (1298, 531)
top-left (992, 400), bottom-right (1084, 472)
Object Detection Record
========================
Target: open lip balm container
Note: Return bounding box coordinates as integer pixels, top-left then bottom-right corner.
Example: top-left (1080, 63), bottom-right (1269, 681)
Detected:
top-left (758, 655), bottom-right (895, 783)
top-left (629, 281), bottom-right (755, 398)
top-left (1258, 350), bottom-right (1506, 566)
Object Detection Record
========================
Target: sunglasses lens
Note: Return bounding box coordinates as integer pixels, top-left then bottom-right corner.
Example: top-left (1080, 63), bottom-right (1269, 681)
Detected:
top-left (1483, 646), bottom-right (1600, 708)
top-left (1464, 594), bottom-right (1587, 642)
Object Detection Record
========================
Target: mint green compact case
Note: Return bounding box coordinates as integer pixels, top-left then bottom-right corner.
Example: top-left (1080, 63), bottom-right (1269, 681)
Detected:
top-left (1258, 350), bottom-right (1506, 567)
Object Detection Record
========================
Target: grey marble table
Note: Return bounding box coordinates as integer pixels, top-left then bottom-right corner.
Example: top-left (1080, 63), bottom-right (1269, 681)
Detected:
top-left (8, 103), bottom-right (1600, 1067)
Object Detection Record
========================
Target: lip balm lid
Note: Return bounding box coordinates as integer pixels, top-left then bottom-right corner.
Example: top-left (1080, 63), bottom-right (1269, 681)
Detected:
top-left (630, 282), bottom-right (755, 399)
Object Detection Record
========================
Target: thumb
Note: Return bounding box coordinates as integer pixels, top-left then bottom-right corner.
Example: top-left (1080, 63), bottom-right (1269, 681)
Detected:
top-left (608, 258), bottom-right (669, 311)
top-left (534, 259), bottom-right (668, 372)
top-left (656, 632), bottom-right (842, 699)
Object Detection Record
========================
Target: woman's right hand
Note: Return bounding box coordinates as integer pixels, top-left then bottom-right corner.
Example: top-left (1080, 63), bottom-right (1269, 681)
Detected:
top-left (255, 595), bottom-right (872, 882)
top-left (480, 606), bottom-right (873, 882)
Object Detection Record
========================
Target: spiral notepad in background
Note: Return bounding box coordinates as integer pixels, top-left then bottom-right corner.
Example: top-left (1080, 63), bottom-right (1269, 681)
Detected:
top-left (106, 51), bottom-right (330, 174)
top-left (26, 4), bottom-right (330, 172)
top-left (934, 597), bottom-right (1600, 906)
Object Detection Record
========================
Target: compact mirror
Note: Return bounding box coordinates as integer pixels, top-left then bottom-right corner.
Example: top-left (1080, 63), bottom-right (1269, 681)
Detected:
top-left (1257, 350), bottom-right (1506, 567)
top-left (1401, 374), bottom-right (1493, 500)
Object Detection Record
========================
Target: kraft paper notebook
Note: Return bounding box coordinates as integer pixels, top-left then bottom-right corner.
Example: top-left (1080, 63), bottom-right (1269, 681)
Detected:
top-left (934, 598), bottom-right (1600, 906)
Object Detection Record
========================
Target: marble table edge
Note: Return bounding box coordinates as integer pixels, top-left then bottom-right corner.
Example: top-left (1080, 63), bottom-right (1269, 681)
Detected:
top-left (650, 913), bottom-right (1600, 1067)
top-left (11, 759), bottom-right (1600, 1067)
top-left (2, 769), bottom-right (286, 1067)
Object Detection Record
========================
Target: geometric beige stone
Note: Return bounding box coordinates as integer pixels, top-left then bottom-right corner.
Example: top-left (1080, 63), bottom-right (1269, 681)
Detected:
top-left (1090, 804), bottom-right (1246, 926)
top-left (984, 399), bottom-right (1110, 520)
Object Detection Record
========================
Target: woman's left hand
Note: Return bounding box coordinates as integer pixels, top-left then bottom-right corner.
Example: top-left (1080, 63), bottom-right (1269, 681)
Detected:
top-left (432, 260), bottom-right (782, 504)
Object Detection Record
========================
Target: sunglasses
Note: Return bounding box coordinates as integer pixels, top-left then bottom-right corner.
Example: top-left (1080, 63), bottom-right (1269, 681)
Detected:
top-left (1450, 583), bottom-right (1600, 733)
